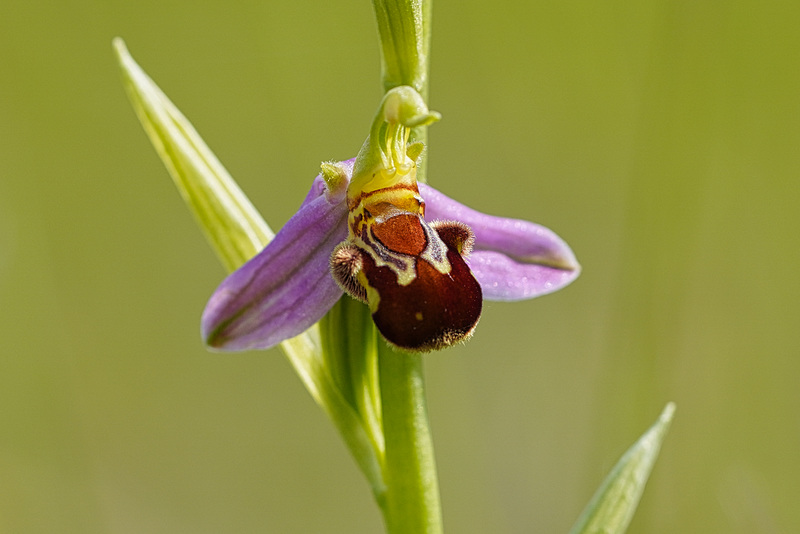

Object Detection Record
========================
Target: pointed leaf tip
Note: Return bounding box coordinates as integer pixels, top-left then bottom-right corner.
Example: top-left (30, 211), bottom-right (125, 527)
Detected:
top-left (114, 38), bottom-right (273, 272)
top-left (115, 44), bottom-right (384, 493)
top-left (569, 402), bottom-right (676, 534)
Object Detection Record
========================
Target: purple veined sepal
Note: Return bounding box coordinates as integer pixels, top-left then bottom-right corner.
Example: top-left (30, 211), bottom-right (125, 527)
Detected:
top-left (420, 183), bottom-right (580, 301)
top-left (201, 173), bottom-right (349, 351)
top-left (202, 162), bottom-right (579, 351)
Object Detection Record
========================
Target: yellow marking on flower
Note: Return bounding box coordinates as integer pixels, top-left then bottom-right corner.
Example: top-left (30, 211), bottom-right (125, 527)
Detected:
top-left (328, 86), bottom-right (481, 351)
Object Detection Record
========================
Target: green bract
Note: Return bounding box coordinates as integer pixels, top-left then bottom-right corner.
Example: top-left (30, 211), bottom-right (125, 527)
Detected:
top-left (114, 38), bottom-right (386, 497)
top-left (570, 403), bottom-right (676, 534)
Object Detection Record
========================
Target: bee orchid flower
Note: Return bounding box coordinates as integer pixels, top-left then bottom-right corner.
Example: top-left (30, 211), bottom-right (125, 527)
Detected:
top-left (202, 87), bottom-right (580, 353)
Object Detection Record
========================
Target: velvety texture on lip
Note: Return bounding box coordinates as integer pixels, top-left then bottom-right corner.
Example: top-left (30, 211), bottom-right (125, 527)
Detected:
top-left (366, 245), bottom-right (483, 352)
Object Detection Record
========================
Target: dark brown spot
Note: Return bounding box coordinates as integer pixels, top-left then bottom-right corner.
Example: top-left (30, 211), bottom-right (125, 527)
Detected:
top-left (350, 212), bottom-right (363, 233)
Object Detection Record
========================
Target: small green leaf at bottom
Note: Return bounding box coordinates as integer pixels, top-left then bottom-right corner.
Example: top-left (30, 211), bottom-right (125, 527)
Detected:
top-left (569, 402), bottom-right (676, 534)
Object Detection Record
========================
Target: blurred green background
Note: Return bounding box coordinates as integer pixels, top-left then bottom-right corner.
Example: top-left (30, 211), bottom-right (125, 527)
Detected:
top-left (2, 0), bottom-right (799, 532)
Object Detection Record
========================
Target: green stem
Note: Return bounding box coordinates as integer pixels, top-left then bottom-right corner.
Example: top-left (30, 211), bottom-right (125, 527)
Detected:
top-left (378, 341), bottom-right (443, 534)
top-left (372, 0), bottom-right (428, 98)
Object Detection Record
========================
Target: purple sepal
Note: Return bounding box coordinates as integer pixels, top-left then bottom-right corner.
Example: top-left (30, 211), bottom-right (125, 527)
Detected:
top-left (201, 178), bottom-right (348, 350)
top-left (419, 183), bottom-right (580, 301)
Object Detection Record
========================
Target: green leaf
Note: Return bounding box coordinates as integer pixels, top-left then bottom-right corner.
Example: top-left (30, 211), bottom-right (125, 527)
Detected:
top-left (113, 38), bottom-right (385, 495)
top-left (569, 402), bottom-right (676, 534)
top-left (113, 38), bottom-right (271, 272)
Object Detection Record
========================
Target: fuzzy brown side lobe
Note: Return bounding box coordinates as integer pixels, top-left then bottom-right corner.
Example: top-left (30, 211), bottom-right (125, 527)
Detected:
top-left (330, 243), bottom-right (368, 302)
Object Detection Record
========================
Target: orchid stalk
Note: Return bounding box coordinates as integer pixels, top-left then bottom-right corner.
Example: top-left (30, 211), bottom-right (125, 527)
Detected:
top-left (115, 0), bottom-right (674, 532)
